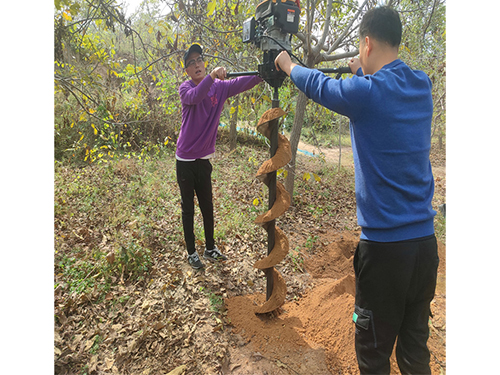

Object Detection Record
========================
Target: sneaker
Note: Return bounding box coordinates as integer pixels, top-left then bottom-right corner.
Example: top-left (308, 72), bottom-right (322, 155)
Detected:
top-left (188, 251), bottom-right (204, 269)
top-left (203, 245), bottom-right (228, 262)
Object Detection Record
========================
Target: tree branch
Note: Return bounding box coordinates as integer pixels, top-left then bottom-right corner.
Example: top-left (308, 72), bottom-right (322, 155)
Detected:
top-left (317, 49), bottom-right (359, 63)
top-left (312, 0), bottom-right (335, 55)
top-left (180, 7), bottom-right (242, 34)
top-left (422, 0), bottom-right (439, 43)
top-left (328, 0), bottom-right (369, 53)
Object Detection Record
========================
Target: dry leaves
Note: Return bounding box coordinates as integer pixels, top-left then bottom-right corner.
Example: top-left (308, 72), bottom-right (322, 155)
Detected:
top-left (54, 143), bottom-right (446, 374)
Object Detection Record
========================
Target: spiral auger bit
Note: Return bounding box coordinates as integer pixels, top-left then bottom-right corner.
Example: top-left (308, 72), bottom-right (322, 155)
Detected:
top-left (253, 107), bottom-right (292, 314)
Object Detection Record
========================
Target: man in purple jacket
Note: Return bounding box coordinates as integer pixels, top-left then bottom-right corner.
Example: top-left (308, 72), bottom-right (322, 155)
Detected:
top-left (177, 44), bottom-right (262, 269)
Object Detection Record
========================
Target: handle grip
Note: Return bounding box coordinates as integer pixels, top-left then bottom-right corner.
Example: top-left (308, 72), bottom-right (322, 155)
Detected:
top-left (226, 71), bottom-right (259, 78)
top-left (318, 66), bottom-right (352, 74)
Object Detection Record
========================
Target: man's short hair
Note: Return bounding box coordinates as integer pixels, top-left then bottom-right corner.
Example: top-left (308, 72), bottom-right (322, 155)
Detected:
top-left (183, 44), bottom-right (203, 67)
top-left (359, 6), bottom-right (402, 47)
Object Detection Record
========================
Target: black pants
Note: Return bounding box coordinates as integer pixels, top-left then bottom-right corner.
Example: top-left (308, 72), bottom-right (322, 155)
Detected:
top-left (353, 235), bottom-right (439, 374)
top-left (176, 159), bottom-right (215, 255)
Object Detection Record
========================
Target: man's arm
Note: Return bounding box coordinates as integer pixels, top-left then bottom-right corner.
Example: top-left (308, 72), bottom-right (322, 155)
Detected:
top-left (179, 76), bottom-right (213, 106)
top-left (226, 75), bottom-right (263, 98)
top-left (275, 51), bottom-right (361, 76)
top-left (275, 51), bottom-right (369, 117)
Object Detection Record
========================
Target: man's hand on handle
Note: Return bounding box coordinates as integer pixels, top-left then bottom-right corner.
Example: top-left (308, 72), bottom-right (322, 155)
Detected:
top-left (274, 51), bottom-right (297, 76)
top-left (348, 58), bottom-right (362, 74)
top-left (210, 67), bottom-right (227, 80)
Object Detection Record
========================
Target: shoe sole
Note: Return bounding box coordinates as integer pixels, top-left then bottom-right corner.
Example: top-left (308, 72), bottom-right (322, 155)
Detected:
top-left (203, 254), bottom-right (227, 262)
top-left (190, 263), bottom-right (205, 269)
top-left (188, 259), bottom-right (205, 269)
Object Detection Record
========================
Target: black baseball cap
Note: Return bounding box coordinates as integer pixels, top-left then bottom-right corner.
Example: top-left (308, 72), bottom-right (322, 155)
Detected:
top-left (183, 44), bottom-right (203, 67)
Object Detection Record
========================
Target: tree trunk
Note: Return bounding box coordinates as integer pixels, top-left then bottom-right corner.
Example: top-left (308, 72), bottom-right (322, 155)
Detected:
top-left (284, 91), bottom-right (309, 203)
top-left (229, 96), bottom-right (239, 151)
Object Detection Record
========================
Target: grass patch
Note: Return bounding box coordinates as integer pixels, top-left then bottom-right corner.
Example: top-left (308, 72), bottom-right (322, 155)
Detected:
top-left (55, 140), bottom-right (444, 301)
top-left (54, 144), bottom-right (275, 299)
top-left (54, 151), bottom-right (179, 297)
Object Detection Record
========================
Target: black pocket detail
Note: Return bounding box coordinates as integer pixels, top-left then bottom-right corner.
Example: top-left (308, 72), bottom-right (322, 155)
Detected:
top-left (353, 305), bottom-right (378, 348)
top-left (353, 305), bottom-right (371, 330)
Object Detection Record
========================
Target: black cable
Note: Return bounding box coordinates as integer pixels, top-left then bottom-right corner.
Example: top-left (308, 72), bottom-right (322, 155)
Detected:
top-left (262, 34), bottom-right (351, 78)
top-left (261, 34), bottom-right (308, 67)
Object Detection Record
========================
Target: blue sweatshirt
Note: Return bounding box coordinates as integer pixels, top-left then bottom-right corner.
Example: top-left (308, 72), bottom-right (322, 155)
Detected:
top-left (290, 59), bottom-right (436, 242)
top-left (177, 75), bottom-right (262, 160)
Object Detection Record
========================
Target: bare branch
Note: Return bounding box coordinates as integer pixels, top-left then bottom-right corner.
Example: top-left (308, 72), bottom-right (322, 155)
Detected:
top-left (139, 50), bottom-right (185, 73)
top-left (317, 49), bottom-right (359, 63)
top-left (179, 6), bottom-right (242, 34)
top-left (312, 0), bottom-right (335, 55)
top-left (328, 0), bottom-right (369, 53)
top-left (422, 0), bottom-right (439, 42)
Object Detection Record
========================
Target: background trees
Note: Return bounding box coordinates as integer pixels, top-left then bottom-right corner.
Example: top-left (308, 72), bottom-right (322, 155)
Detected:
top-left (279, 0), bottom-right (446, 200)
top-left (54, 0), bottom-right (446, 190)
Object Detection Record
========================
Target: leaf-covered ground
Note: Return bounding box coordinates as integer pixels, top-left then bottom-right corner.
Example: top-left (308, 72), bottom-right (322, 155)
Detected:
top-left (54, 135), bottom-right (446, 374)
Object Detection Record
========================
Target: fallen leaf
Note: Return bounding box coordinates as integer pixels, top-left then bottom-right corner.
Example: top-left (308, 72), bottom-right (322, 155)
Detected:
top-left (105, 357), bottom-right (114, 370)
top-left (166, 365), bottom-right (187, 375)
top-left (154, 321), bottom-right (166, 331)
top-left (85, 339), bottom-right (94, 351)
top-left (251, 352), bottom-right (263, 362)
top-left (128, 338), bottom-right (137, 352)
top-left (89, 355), bottom-right (98, 372)
top-left (54, 331), bottom-right (62, 344)
top-left (212, 325), bottom-right (223, 332)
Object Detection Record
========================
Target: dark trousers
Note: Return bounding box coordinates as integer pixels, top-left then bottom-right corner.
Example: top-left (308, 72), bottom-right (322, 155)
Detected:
top-left (353, 235), bottom-right (439, 374)
top-left (176, 159), bottom-right (215, 255)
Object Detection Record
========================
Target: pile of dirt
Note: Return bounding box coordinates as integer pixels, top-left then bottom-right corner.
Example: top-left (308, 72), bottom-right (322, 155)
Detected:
top-left (225, 230), bottom-right (446, 374)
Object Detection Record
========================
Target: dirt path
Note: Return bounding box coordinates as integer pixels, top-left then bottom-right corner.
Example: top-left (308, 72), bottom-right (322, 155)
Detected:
top-left (297, 139), bottom-right (446, 182)
top-left (297, 140), bottom-right (353, 168)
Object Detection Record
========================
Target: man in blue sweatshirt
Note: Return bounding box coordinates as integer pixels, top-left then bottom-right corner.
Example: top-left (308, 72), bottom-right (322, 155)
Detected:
top-left (275, 7), bottom-right (438, 374)
top-left (177, 44), bottom-right (262, 270)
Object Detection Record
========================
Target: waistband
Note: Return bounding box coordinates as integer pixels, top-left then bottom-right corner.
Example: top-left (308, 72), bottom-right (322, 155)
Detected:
top-left (360, 218), bottom-right (435, 243)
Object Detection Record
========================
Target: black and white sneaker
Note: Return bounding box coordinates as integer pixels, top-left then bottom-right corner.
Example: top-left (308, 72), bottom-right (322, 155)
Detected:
top-left (203, 245), bottom-right (228, 262)
top-left (188, 251), bottom-right (205, 269)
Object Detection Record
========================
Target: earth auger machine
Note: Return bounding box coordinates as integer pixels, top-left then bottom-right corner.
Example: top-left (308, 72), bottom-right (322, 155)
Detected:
top-left (226, 0), bottom-right (351, 313)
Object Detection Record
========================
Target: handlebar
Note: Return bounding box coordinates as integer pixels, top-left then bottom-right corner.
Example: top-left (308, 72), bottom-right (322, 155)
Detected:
top-left (226, 71), bottom-right (259, 78)
top-left (226, 67), bottom-right (351, 79)
top-left (318, 67), bottom-right (352, 74)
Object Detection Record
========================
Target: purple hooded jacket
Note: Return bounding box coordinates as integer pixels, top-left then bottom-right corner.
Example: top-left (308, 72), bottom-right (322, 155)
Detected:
top-left (176, 74), bottom-right (262, 160)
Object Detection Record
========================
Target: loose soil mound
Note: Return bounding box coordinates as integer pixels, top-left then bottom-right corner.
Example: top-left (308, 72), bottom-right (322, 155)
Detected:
top-left (226, 230), bottom-right (446, 374)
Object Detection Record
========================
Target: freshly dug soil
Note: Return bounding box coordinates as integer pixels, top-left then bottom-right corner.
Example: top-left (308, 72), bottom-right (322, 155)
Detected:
top-left (226, 230), bottom-right (446, 374)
